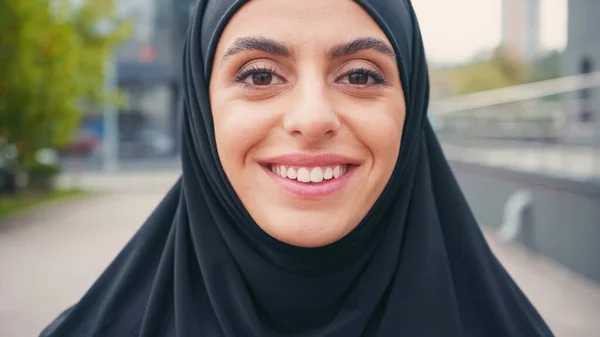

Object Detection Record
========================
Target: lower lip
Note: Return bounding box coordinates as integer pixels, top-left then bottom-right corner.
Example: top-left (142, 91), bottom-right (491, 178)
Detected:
top-left (263, 165), bottom-right (357, 199)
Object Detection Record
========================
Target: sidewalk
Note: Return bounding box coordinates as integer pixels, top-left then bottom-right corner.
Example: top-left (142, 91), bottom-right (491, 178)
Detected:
top-left (0, 190), bottom-right (170, 337)
top-left (485, 231), bottom-right (600, 337)
top-left (55, 170), bottom-right (182, 192)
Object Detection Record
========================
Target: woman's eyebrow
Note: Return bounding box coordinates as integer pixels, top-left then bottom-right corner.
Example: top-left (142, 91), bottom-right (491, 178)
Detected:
top-left (219, 36), bottom-right (396, 66)
top-left (220, 37), bottom-right (295, 65)
top-left (327, 37), bottom-right (397, 61)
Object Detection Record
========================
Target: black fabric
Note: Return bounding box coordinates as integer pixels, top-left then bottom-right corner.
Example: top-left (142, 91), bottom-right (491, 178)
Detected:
top-left (40, 1), bottom-right (554, 336)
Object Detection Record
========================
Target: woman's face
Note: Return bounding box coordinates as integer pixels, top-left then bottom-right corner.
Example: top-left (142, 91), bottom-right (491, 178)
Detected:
top-left (210, 0), bottom-right (406, 247)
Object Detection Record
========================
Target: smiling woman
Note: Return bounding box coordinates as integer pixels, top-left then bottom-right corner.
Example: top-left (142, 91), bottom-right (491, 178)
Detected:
top-left (39, 1), bottom-right (554, 337)
top-left (210, 3), bottom-right (405, 247)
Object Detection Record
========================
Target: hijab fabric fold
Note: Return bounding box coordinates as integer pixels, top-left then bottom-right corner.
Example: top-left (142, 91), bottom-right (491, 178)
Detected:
top-left (40, 0), bottom-right (554, 336)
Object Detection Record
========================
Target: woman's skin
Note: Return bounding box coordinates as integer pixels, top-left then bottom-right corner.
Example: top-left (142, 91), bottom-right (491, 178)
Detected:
top-left (209, 0), bottom-right (406, 247)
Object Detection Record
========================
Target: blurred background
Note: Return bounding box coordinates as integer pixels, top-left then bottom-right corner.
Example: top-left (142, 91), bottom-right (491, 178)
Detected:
top-left (1, 0), bottom-right (599, 336)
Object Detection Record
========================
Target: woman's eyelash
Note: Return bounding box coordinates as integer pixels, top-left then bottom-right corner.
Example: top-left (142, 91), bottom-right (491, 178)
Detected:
top-left (235, 65), bottom-right (279, 82)
top-left (344, 67), bottom-right (389, 85)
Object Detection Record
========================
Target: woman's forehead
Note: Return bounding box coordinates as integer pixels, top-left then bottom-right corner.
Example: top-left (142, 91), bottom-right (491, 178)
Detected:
top-left (214, 0), bottom-right (390, 56)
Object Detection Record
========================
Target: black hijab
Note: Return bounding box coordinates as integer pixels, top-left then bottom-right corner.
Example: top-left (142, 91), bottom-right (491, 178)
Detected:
top-left (40, 1), bottom-right (554, 336)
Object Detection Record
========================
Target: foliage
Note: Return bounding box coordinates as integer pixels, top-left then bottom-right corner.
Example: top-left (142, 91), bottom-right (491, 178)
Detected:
top-left (0, 0), bottom-right (131, 168)
top-left (451, 60), bottom-right (516, 95)
top-left (528, 50), bottom-right (562, 83)
top-left (492, 47), bottom-right (528, 84)
top-left (27, 162), bottom-right (61, 190)
top-left (0, 188), bottom-right (86, 218)
top-left (449, 46), bottom-right (528, 95)
top-left (445, 47), bottom-right (564, 96)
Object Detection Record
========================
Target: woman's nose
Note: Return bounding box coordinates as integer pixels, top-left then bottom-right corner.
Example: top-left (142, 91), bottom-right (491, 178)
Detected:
top-left (282, 79), bottom-right (341, 143)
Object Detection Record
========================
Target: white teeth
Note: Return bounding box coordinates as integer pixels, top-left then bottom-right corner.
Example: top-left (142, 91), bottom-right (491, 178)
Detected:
top-left (287, 167), bottom-right (297, 179)
top-left (323, 167), bottom-right (333, 180)
top-left (279, 165), bottom-right (287, 178)
top-left (310, 167), bottom-right (324, 183)
top-left (333, 166), bottom-right (341, 179)
top-left (270, 164), bottom-right (349, 183)
top-left (297, 168), bottom-right (311, 183)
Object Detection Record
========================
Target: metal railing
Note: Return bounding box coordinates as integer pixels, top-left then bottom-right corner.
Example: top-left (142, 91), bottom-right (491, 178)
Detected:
top-left (431, 72), bottom-right (600, 182)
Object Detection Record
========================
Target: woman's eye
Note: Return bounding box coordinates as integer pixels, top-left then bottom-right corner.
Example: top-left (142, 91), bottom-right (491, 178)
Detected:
top-left (339, 68), bottom-right (388, 86)
top-left (348, 73), bottom-right (370, 85)
top-left (249, 72), bottom-right (273, 85)
top-left (236, 68), bottom-right (284, 86)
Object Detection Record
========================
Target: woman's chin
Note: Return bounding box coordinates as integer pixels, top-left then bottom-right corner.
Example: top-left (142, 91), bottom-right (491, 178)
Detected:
top-left (257, 214), bottom-right (351, 248)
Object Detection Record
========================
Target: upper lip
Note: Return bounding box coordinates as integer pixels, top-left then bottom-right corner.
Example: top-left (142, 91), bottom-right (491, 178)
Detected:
top-left (258, 153), bottom-right (361, 167)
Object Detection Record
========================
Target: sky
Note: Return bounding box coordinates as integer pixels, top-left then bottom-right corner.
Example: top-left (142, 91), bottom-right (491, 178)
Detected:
top-left (412, 0), bottom-right (568, 64)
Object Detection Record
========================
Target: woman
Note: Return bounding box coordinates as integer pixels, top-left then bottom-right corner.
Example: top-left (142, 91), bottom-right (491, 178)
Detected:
top-left (41, 0), bottom-right (554, 336)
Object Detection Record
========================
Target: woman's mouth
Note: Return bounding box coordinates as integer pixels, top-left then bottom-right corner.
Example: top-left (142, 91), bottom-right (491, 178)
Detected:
top-left (267, 164), bottom-right (350, 183)
top-left (258, 153), bottom-right (360, 199)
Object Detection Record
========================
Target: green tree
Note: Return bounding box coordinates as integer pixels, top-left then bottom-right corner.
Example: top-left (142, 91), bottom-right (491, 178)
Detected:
top-left (492, 46), bottom-right (527, 85)
top-left (451, 61), bottom-right (515, 95)
top-left (450, 46), bottom-right (528, 95)
top-left (528, 50), bottom-right (562, 83)
top-left (0, 0), bottom-right (130, 168)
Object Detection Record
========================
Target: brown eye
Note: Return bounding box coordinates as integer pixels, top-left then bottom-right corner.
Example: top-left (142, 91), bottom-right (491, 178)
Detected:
top-left (348, 73), bottom-right (369, 85)
top-left (236, 65), bottom-right (285, 87)
top-left (338, 67), bottom-right (388, 86)
top-left (251, 72), bottom-right (273, 85)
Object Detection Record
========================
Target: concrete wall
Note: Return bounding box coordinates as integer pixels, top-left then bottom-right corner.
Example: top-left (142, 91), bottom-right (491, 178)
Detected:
top-left (450, 160), bottom-right (600, 283)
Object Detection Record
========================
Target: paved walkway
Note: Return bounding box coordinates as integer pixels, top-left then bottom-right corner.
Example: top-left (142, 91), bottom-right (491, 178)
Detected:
top-left (485, 232), bottom-right (600, 337)
top-left (1, 172), bottom-right (599, 337)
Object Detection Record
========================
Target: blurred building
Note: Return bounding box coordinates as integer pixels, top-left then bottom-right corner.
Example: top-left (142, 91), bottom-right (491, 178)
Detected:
top-left (105, 0), bottom-right (196, 157)
top-left (501, 0), bottom-right (540, 61)
top-left (562, 0), bottom-right (600, 141)
top-left (562, 0), bottom-right (600, 78)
